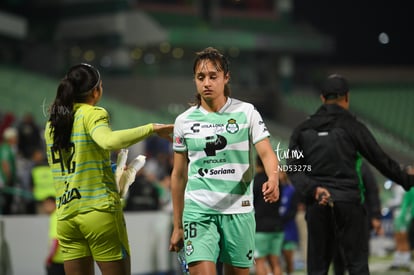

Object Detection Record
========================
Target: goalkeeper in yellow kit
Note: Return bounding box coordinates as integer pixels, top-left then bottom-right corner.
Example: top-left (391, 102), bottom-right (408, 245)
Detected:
top-left (44, 63), bottom-right (173, 275)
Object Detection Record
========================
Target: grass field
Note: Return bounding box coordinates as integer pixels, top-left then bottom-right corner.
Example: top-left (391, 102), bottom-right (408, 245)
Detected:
top-left (276, 256), bottom-right (413, 275)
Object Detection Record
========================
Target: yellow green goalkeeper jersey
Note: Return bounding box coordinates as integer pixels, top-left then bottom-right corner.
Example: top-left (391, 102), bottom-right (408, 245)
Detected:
top-left (45, 103), bottom-right (153, 220)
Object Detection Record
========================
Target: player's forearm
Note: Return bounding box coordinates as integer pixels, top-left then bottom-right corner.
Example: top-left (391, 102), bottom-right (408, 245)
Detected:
top-left (92, 123), bottom-right (154, 150)
top-left (258, 143), bottom-right (279, 184)
top-left (171, 176), bottom-right (187, 229)
top-left (172, 201), bottom-right (184, 229)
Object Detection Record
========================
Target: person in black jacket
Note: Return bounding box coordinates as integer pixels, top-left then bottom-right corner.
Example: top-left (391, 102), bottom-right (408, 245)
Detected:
top-left (286, 74), bottom-right (414, 275)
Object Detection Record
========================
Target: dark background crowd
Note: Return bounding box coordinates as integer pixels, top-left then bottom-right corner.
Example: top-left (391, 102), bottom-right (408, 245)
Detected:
top-left (0, 110), bottom-right (174, 215)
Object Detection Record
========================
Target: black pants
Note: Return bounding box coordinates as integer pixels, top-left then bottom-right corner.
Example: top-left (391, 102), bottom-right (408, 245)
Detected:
top-left (306, 202), bottom-right (370, 275)
top-left (46, 263), bottom-right (65, 275)
top-left (333, 245), bottom-right (346, 275)
top-left (333, 213), bottom-right (372, 275)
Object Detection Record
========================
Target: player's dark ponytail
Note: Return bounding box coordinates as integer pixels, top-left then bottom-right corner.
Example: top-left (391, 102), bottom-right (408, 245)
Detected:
top-left (48, 63), bottom-right (100, 150)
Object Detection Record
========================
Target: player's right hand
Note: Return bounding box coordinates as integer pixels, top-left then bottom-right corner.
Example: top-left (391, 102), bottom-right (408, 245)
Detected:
top-left (153, 123), bottom-right (174, 142)
top-left (169, 228), bottom-right (184, 253)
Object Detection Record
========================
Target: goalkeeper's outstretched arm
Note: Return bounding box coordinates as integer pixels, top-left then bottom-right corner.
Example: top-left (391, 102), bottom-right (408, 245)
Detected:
top-left (91, 123), bottom-right (173, 151)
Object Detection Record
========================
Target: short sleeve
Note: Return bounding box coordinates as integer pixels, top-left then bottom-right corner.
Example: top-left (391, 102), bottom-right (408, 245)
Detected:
top-left (173, 115), bottom-right (187, 152)
top-left (85, 107), bottom-right (110, 135)
top-left (249, 106), bottom-right (270, 144)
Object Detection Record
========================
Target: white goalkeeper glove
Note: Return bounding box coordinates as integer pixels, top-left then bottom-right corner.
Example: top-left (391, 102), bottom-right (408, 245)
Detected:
top-left (119, 155), bottom-right (146, 198)
top-left (115, 149), bottom-right (129, 192)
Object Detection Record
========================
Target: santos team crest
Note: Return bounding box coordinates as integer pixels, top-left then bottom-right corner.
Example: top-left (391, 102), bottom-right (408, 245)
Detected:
top-left (226, 118), bottom-right (239, 134)
top-left (185, 240), bottom-right (194, 256)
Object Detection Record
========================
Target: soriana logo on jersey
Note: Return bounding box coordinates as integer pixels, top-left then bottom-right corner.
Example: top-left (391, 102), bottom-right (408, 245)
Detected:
top-left (198, 167), bottom-right (236, 177)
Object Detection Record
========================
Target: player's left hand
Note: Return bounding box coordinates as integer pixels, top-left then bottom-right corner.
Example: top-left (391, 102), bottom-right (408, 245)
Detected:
top-left (262, 179), bottom-right (279, 203)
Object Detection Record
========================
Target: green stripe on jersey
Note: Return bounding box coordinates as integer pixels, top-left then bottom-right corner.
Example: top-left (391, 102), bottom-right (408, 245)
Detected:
top-left (173, 98), bottom-right (270, 214)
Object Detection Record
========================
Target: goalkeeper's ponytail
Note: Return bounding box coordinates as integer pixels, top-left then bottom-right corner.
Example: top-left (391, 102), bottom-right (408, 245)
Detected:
top-left (48, 63), bottom-right (100, 150)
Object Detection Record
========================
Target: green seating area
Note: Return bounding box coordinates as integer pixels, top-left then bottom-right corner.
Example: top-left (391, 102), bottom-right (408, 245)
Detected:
top-left (0, 66), bottom-right (57, 125)
top-left (350, 85), bottom-right (414, 146)
top-left (1, 66), bottom-right (412, 164)
top-left (283, 88), bottom-right (414, 161)
top-left (0, 66), bottom-right (172, 130)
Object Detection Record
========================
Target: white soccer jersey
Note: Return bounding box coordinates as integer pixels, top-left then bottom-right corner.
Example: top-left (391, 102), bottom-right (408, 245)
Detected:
top-left (173, 97), bottom-right (270, 214)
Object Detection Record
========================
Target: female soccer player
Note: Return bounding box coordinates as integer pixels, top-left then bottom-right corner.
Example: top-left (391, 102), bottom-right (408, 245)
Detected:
top-left (169, 47), bottom-right (279, 275)
top-left (45, 63), bottom-right (173, 275)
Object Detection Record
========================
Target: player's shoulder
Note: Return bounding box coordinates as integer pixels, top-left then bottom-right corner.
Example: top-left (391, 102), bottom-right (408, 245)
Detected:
top-left (228, 97), bottom-right (256, 111)
top-left (74, 103), bottom-right (106, 114)
top-left (79, 105), bottom-right (108, 120)
top-left (338, 111), bottom-right (365, 130)
top-left (86, 105), bottom-right (107, 113)
top-left (175, 105), bottom-right (198, 122)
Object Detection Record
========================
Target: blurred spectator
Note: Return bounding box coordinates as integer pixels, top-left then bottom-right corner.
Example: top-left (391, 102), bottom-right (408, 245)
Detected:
top-left (389, 165), bottom-right (414, 271)
top-left (17, 113), bottom-right (43, 159)
top-left (144, 135), bottom-right (173, 181)
top-left (30, 149), bottom-right (55, 214)
top-left (0, 112), bottom-right (15, 143)
top-left (387, 180), bottom-right (406, 211)
top-left (295, 199), bottom-right (307, 271)
top-left (279, 171), bottom-right (300, 275)
top-left (409, 210), bottom-right (414, 258)
top-left (124, 169), bottom-right (160, 211)
top-left (389, 195), bottom-right (412, 271)
top-left (145, 152), bottom-right (172, 182)
top-left (385, 176), bottom-right (406, 237)
top-left (362, 163), bottom-right (384, 237)
top-left (145, 135), bottom-right (171, 159)
top-left (0, 219), bottom-right (12, 275)
top-left (14, 150), bottom-right (35, 214)
top-left (43, 196), bottom-right (65, 275)
top-left (0, 127), bottom-right (18, 215)
top-left (155, 171), bottom-right (172, 212)
top-left (253, 156), bottom-right (284, 275)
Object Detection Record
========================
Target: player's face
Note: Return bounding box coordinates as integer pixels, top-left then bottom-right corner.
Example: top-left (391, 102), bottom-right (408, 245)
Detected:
top-left (194, 60), bottom-right (229, 103)
top-left (91, 81), bottom-right (103, 105)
